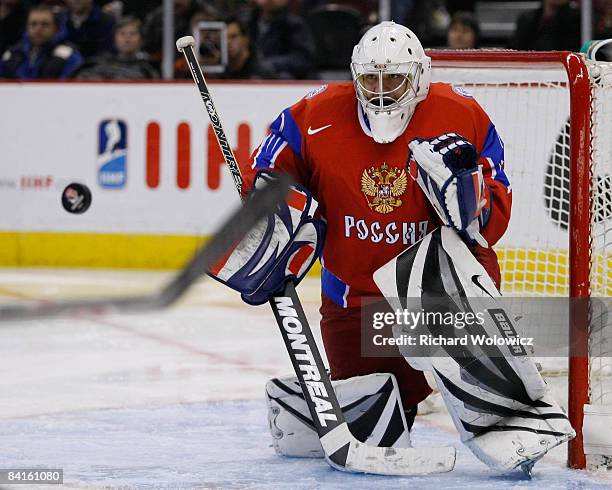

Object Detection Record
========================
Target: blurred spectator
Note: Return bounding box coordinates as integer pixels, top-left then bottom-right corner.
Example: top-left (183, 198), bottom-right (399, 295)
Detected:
top-left (142, 0), bottom-right (218, 58)
top-left (57, 0), bottom-right (115, 57)
top-left (301, 0), bottom-right (377, 21)
top-left (74, 15), bottom-right (159, 79)
top-left (0, 4), bottom-right (83, 78)
top-left (100, 0), bottom-right (122, 20)
top-left (306, 3), bottom-right (363, 75)
top-left (391, 0), bottom-right (415, 27)
top-left (212, 16), bottom-right (276, 79)
top-left (31, 0), bottom-right (64, 6)
top-left (0, 0), bottom-right (29, 55)
top-left (213, 0), bottom-right (249, 15)
top-left (446, 11), bottom-right (479, 49)
top-left (595, 0), bottom-right (612, 39)
top-left (508, 0), bottom-right (581, 51)
top-left (446, 0), bottom-right (475, 16)
top-left (120, 0), bottom-right (161, 21)
top-left (387, 0), bottom-right (449, 46)
top-left (586, 0), bottom-right (612, 61)
top-left (246, 0), bottom-right (316, 79)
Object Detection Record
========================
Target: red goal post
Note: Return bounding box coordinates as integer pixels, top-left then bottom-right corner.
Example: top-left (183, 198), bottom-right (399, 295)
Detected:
top-left (425, 50), bottom-right (612, 470)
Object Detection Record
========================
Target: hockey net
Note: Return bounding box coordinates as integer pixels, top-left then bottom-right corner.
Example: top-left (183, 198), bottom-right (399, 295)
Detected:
top-left (428, 50), bottom-right (612, 469)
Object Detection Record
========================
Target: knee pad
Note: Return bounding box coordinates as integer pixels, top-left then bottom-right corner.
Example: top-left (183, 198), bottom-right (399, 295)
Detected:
top-left (265, 372), bottom-right (411, 457)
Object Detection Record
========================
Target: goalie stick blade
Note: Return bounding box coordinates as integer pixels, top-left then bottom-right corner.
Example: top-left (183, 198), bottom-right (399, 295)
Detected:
top-left (342, 442), bottom-right (456, 476)
top-left (0, 175), bottom-right (291, 322)
top-left (320, 423), bottom-right (456, 476)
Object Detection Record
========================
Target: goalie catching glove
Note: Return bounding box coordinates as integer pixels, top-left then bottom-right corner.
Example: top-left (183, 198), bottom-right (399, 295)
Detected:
top-left (209, 170), bottom-right (326, 305)
top-left (409, 133), bottom-right (489, 246)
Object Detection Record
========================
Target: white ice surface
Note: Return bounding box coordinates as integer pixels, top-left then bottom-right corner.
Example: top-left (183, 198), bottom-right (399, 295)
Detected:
top-left (0, 270), bottom-right (611, 489)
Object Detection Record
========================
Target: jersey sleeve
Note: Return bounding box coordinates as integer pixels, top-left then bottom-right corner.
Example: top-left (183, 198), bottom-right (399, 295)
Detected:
top-left (240, 99), bottom-right (311, 197)
top-left (477, 119), bottom-right (512, 246)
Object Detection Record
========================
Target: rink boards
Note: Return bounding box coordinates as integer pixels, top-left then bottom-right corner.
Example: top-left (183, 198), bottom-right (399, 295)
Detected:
top-left (0, 77), bottom-right (579, 292)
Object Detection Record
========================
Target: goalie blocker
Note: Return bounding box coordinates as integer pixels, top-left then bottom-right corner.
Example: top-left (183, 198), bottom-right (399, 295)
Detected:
top-left (374, 226), bottom-right (575, 473)
top-left (208, 170), bottom-right (325, 305)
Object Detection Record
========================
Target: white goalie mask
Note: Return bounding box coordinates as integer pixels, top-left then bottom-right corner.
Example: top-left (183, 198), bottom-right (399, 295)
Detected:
top-left (351, 21), bottom-right (431, 144)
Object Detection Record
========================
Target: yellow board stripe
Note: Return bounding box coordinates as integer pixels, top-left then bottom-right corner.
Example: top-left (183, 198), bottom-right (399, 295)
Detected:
top-left (0, 231), bottom-right (325, 275)
top-left (497, 248), bottom-right (611, 296)
top-left (0, 231), bottom-right (205, 269)
top-left (496, 247), bottom-right (569, 295)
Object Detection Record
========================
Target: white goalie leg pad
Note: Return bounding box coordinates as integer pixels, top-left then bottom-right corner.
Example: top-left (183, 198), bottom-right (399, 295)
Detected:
top-left (431, 365), bottom-right (575, 471)
top-left (374, 227), bottom-right (575, 471)
top-left (265, 372), bottom-right (411, 457)
top-left (464, 400), bottom-right (574, 472)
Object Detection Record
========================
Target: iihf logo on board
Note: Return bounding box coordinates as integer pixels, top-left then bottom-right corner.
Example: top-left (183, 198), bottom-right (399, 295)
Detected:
top-left (98, 119), bottom-right (127, 189)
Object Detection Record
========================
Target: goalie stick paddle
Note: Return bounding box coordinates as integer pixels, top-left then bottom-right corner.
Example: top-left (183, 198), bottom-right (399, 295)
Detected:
top-left (0, 176), bottom-right (290, 321)
top-left (176, 35), bottom-right (456, 476)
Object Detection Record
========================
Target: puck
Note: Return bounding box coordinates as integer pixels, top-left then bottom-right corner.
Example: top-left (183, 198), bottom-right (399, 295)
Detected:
top-left (62, 183), bottom-right (92, 214)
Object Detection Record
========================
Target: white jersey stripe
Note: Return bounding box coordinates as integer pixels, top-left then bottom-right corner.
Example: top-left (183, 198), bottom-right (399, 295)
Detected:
top-left (270, 141), bottom-right (288, 168)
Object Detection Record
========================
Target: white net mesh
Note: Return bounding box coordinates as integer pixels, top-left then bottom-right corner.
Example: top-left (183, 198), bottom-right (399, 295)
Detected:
top-left (432, 65), bottom-right (572, 296)
top-left (588, 60), bottom-right (612, 408)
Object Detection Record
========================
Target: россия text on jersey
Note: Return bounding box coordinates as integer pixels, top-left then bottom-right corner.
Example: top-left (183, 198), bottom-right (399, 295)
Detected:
top-left (344, 216), bottom-right (430, 245)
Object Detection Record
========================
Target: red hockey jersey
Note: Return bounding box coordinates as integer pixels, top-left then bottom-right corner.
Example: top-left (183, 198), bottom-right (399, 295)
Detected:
top-left (241, 82), bottom-right (512, 307)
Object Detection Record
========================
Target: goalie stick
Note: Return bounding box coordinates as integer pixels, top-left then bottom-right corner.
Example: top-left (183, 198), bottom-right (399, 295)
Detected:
top-left (176, 35), bottom-right (456, 476)
top-left (0, 176), bottom-right (290, 321)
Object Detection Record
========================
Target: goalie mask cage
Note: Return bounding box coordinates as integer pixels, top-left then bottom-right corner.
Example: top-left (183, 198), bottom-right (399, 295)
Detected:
top-left (427, 50), bottom-right (612, 470)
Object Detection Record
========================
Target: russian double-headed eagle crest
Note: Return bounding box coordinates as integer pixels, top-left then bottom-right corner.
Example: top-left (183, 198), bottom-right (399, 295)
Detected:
top-left (361, 163), bottom-right (407, 214)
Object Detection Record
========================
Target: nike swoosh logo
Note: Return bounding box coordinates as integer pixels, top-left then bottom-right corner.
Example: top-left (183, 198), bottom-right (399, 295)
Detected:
top-left (471, 275), bottom-right (494, 298)
top-left (307, 124), bottom-right (332, 135)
